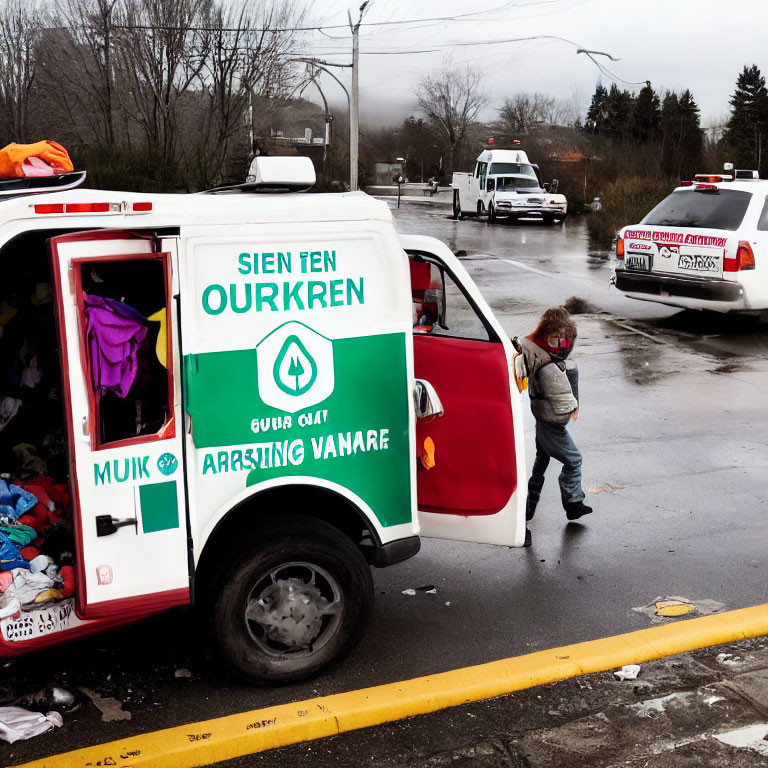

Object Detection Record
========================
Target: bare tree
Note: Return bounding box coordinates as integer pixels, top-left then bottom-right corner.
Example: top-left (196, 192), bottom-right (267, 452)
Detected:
top-left (189, 0), bottom-right (303, 188)
top-left (115, 0), bottom-right (210, 187)
top-left (498, 92), bottom-right (578, 136)
top-left (416, 60), bottom-right (488, 174)
top-left (0, 0), bottom-right (38, 144)
top-left (37, 0), bottom-right (120, 148)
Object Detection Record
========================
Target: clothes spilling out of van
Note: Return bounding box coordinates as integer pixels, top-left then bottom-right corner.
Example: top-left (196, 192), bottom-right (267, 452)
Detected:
top-left (0, 231), bottom-right (170, 623)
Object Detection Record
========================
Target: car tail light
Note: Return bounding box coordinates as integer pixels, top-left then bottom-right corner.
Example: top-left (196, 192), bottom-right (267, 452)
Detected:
top-left (695, 183), bottom-right (717, 192)
top-left (724, 241), bottom-right (755, 272)
top-left (616, 237), bottom-right (625, 259)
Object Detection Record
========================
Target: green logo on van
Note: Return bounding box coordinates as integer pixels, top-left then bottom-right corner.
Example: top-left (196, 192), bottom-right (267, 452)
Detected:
top-left (157, 453), bottom-right (178, 476)
top-left (274, 335), bottom-right (318, 396)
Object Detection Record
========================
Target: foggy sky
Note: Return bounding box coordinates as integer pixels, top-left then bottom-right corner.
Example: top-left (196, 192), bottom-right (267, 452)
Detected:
top-left (305, 0), bottom-right (767, 127)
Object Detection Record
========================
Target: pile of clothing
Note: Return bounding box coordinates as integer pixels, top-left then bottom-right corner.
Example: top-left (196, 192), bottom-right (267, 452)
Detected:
top-left (0, 475), bottom-right (74, 620)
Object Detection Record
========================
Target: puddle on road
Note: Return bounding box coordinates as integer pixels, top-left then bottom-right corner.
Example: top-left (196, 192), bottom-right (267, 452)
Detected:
top-left (714, 723), bottom-right (768, 756)
top-left (616, 333), bottom-right (667, 385)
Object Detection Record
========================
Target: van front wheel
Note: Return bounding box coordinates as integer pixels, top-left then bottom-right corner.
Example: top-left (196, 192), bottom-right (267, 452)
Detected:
top-left (211, 515), bottom-right (373, 684)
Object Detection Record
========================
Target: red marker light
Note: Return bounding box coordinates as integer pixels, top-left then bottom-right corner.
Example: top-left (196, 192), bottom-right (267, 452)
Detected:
top-left (132, 202), bottom-right (152, 212)
top-left (34, 204), bottom-right (64, 214)
top-left (488, 137), bottom-right (495, 145)
top-left (680, 180), bottom-right (693, 186)
top-left (65, 202), bottom-right (111, 213)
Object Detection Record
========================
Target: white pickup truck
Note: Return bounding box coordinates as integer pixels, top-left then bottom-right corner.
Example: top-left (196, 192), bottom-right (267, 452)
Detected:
top-left (451, 147), bottom-right (567, 225)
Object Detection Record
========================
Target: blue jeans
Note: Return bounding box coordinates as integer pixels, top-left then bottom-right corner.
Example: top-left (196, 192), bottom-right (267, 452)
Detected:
top-left (528, 420), bottom-right (585, 507)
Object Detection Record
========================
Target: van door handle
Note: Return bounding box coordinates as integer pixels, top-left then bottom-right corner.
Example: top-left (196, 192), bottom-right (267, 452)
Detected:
top-left (96, 515), bottom-right (138, 537)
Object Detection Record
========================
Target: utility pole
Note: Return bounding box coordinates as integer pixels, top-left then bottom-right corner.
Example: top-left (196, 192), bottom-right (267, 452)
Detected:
top-left (348, 2), bottom-right (369, 191)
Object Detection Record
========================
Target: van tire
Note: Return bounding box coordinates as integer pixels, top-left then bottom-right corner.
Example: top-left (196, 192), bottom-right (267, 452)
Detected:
top-left (210, 514), bottom-right (373, 684)
top-left (488, 202), bottom-right (496, 223)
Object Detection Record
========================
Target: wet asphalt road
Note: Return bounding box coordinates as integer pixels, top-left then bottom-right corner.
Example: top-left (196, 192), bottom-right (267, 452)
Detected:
top-left (5, 206), bottom-right (768, 766)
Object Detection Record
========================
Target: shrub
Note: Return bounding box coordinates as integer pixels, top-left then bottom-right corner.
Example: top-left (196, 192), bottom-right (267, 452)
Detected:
top-left (587, 176), bottom-right (672, 249)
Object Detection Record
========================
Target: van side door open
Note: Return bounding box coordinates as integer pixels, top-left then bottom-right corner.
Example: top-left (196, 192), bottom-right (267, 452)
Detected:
top-left (50, 231), bottom-right (190, 619)
top-left (401, 235), bottom-right (526, 547)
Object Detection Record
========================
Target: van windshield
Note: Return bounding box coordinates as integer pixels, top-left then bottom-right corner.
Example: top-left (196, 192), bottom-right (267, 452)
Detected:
top-left (642, 189), bottom-right (752, 231)
top-left (494, 176), bottom-right (540, 190)
top-left (489, 163), bottom-right (537, 178)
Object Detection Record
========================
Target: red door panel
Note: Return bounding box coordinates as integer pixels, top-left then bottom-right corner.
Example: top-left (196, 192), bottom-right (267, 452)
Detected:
top-left (414, 334), bottom-right (517, 515)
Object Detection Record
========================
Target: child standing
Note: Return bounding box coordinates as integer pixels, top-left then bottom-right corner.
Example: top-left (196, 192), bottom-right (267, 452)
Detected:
top-left (519, 307), bottom-right (592, 544)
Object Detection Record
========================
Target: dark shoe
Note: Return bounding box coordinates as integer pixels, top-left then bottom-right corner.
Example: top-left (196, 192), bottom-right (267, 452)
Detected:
top-left (526, 496), bottom-right (538, 521)
top-left (523, 528), bottom-right (532, 547)
top-left (564, 500), bottom-right (593, 521)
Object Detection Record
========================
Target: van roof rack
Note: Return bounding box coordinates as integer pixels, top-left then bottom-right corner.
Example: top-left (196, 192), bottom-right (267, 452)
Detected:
top-left (0, 171), bottom-right (87, 200)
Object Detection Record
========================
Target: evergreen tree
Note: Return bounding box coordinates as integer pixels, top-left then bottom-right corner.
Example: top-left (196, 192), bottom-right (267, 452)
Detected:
top-left (721, 65), bottom-right (768, 176)
top-left (604, 84), bottom-right (633, 139)
top-left (677, 90), bottom-right (703, 178)
top-left (585, 84), bottom-right (609, 133)
top-left (660, 90), bottom-right (703, 179)
top-left (630, 84), bottom-right (661, 143)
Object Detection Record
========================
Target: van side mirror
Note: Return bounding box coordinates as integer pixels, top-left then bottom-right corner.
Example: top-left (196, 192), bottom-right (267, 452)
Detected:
top-left (543, 182), bottom-right (550, 191)
top-left (550, 179), bottom-right (559, 193)
top-left (414, 379), bottom-right (444, 421)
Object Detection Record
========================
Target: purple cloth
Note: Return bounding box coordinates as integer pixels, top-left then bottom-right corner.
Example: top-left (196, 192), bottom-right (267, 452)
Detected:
top-left (84, 294), bottom-right (148, 398)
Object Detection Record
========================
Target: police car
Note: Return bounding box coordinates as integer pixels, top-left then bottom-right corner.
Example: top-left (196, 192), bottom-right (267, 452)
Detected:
top-left (614, 165), bottom-right (768, 314)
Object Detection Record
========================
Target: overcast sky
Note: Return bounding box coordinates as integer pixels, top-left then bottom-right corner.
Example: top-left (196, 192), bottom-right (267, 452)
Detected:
top-left (301, 0), bottom-right (767, 127)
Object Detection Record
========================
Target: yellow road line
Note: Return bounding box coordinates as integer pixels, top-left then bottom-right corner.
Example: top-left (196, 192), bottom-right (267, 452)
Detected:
top-left (14, 602), bottom-right (768, 768)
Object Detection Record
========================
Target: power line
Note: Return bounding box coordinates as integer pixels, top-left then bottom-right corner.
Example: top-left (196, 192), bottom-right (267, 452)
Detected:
top-left (104, 0), bottom-right (565, 34)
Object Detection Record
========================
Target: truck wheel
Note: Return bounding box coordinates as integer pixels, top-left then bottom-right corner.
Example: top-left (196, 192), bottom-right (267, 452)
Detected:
top-left (452, 190), bottom-right (463, 220)
top-left (477, 201), bottom-right (485, 218)
top-left (488, 202), bottom-right (496, 223)
top-left (542, 214), bottom-right (555, 226)
top-left (210, 514), bottom-right (373, 684)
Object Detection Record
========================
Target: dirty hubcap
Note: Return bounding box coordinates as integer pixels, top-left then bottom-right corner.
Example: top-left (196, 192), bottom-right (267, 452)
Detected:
top-left (245, 562), bottom-right (341, 655)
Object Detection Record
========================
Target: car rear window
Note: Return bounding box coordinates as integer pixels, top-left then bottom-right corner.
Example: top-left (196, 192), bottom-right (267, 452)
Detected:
top-left (642, 189), bottom-right (752, 231)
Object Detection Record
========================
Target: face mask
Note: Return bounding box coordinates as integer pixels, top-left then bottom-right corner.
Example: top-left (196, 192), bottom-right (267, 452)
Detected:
top-left (546, 335), bottom-right (571, 352)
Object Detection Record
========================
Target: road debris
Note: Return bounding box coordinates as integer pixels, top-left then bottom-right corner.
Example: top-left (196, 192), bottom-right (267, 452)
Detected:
top-left (10, 686), bottom-right (77, 713)
top-left (655, 599), bottom-right (695, 617)
top-left (632, 596), bottom-right (725, 623)
top-left (401, 585), bottom-right (436, 596)
top-left (79, 687), bottom-right (131, 722)
top-left (613, 664), bottom-right (641, 681)
top-left (0, 706), bottom-right (63, 743)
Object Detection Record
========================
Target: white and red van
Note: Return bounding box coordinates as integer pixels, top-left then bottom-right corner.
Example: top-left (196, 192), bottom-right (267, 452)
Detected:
top-left (0, 158), bottom-right (526, 682)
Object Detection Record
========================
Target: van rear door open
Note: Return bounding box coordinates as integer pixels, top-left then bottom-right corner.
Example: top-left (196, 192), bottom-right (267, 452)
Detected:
top-left (50, 231), bottom-right (190, 619)
top-left (401, 235), bottom-right (526, 548)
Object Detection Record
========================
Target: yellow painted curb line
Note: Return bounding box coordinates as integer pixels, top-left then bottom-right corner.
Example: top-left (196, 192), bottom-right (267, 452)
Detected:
top-left (13, 602), bottom-right (768, 768)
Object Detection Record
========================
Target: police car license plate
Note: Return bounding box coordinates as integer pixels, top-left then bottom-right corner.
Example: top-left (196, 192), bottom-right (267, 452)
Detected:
top-left (626, 253), bottom-right (649, 271)
top-left (678, 253), bottom-right (719, 272)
